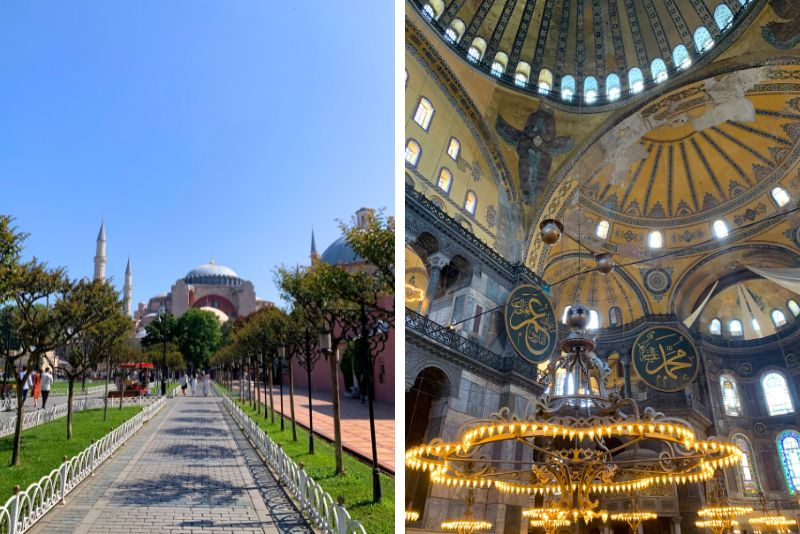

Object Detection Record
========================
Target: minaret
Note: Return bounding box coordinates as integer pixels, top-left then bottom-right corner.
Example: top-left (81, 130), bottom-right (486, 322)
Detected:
top-left (310, 228), bottom-right (319, 264)
top-left (93, 222), bottom-right (106, 281)
top-left (123, 257), bottom-right (132, 317)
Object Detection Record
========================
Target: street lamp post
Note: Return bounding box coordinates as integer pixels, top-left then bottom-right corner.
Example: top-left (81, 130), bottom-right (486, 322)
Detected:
top-left (359, 301), bottom-right (383, 503)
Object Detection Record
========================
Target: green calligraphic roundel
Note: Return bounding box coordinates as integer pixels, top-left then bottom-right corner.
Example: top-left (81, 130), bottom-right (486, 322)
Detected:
top-left (632, 326), bottom-right (699, 392)
top-left (504, 284), bottom-right (557, 365)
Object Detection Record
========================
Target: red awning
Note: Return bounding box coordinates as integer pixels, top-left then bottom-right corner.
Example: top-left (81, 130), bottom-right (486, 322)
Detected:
top-left (118, 362), bottom-right (154, 369)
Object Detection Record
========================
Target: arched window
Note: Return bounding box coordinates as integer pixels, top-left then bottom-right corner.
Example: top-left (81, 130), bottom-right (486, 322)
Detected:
top-left (609, 306), bottom-right (622, 327)
top-left (773, 309), bottom-right (788, 327)
top-left (515, 62), bottom-right (531, 87)
top-left (561, 75), bottom-right (576, 102)
top-left (606, 74), bottom-right (621, 101)
top-left (720, 374), bottom-right (742, 416)
top-left (673, 44), bottom-right (692, 70)
top-left (789, 300), bottom-right (800, 316)
top-left (467, 37), bottom-right (486, 63)
top-left (772, 187), bottom-right (790, 207)
top-left (422, 3), bottom-right (436, 20)
top-left (694, 27), bottom-right (714, 53)
top-left (447, 137), bottom-right (460, 160)
top-left (464, 191), bottom-right (477, 215)
top-left (490, 52), bottom-right (508, 77)
top-left (762, 372), bottom-right (794, 415)
top-left (405, 139), bottom-right (421, 167)
top-left (584, 76), bottom-right (598, 104)
top-left (538, 69), bottom-right (553, 94)
top-left (648, 230), bottom-right (663, 249)
top-left (729, 319), bottom-right (743, 336)
top-left (413, 97), bottom-right (435, 131)
top-left (734, 435), bottom-right (760, 495)
top-left (710, 318), bottom-right (722, 335)
top-left (629, 68), bottom-right (644, 93)
top-left (777, 430), bottom-right (800, 493)
top-left (714, 4), bottom-right (734, 31)
top-left (651, 58), bottom-right (668, 83)
top-left (445, 19), bottom-right (465, 43)
top-left (437, 168), bottom-right (453, 193)
top-left (596, 220), bottom-right (610, 239)
top-left (712, 219), bottom-right (729, 238)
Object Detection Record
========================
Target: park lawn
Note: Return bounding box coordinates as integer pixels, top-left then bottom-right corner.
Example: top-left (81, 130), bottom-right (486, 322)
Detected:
top-left (49, 380), bottom-right (107, 394)
top-left (0, 406), bottom-right (142, 502)
top-left (234, 399), bottom-right (395, 534)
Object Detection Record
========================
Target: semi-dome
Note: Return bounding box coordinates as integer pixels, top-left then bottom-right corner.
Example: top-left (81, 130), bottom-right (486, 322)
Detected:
top-left (184, 260), bottom-right (242, 285)
top-left (321, 236), bottom-right (364, 266)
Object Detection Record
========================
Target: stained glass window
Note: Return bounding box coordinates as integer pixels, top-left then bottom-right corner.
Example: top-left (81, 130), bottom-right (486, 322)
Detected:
top-left (734, 435), bottom-right (759, 495)
top-left (762, 372), bottom-right (794, 415)
top-left (777, 430), bottom-right (800, 494)
top-left (720, 375), bottom-right (742, 416)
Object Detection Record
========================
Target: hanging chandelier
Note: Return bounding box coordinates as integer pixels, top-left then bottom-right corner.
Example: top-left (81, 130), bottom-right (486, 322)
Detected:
top-left (440, 491), bottom-right (492, 534)
top-left (523, 507), bottom-right (573, 534)
top-left (406, 296), bottom-right (744, 521)
top-left (695, 471), bottom-right (753, 534)
top-left (404, 509), bottom-right (420, 522)
top-left (748, 492), bottom-right (796, 533)
top-left (610, 495), bottom-right (658, 532)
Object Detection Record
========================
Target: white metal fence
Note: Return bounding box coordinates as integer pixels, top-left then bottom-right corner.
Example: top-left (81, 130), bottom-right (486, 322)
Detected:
top-left (0, 396), bottom-right (158, 439)
top-left (0, 396), bottom-right (166, 534)
top-left (222, 395), bottom-right (366, 534)
top-left (0, 384), bottom-right (119, 413)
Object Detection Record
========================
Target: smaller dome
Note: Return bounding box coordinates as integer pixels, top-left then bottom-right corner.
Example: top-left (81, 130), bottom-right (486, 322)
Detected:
top-left (198, 306), bottom-right (229, 323)
top-left (321, 236), bottom-right (364, 265)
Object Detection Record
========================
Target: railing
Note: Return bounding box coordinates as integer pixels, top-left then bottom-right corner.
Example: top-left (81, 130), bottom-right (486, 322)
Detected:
top-left (0, 397), bottom-right (159, 438)
top-left (406, 309), bottom-right (547, 384)
top-left (222, 394), bottom-right (366, 534)
top-left (0, 385), bottom-right (119, 412)
top-left (0, 396), bottom-right (166, 534)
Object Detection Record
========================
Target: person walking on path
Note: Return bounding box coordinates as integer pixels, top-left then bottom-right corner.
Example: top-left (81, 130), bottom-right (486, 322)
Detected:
top-left (202, 372), bottom-right (210, 396)
top-left (31, 370), bottom-right (41, 409)
top-left (180, 373), bottom-right (188, 395)
top-left (189, 372), bottom-right (197, 396)
top-left (40, 369), bottom-right (53, 409)
top-left (19, 366), bottom-right (32, 403)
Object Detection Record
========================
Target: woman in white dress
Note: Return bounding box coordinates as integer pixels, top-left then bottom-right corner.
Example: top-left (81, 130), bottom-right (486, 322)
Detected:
top-left (202, 372), bottom-right (210, 396)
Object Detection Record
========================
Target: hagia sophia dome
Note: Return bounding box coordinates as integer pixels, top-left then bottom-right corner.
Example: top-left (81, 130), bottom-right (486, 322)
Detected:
top-left (184, 260), bottom-right (243, 286)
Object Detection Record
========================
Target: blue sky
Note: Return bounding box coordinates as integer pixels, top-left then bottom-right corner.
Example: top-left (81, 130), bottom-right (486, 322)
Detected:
top-left (0, 1), bottom-right (394, 307)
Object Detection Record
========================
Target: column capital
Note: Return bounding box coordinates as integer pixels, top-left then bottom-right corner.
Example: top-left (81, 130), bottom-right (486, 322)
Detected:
top-left (428, 252), bottom-right (451, 270)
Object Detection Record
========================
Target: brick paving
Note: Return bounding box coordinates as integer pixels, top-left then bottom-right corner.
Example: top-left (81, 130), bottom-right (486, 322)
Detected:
top-left (29, 395), bottom-right (310, 533)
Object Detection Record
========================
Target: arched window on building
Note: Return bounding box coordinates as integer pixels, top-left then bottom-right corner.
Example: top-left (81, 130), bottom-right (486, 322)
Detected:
top-left (733, 435), bottom-right (760, 495)
top-left (490, 52), bottom-right (508, 77)
top-left (467, 37), bottom-right (486, 63)
top-left (712, 219), bottom-right (729, 238)
top-left (651, 58), bottom-right (668, 83)
top-left (673, 44), bottom-right (692, 70)
top-left (538, 69), bottom-right (553, 94)
top-left (720, 375), bottom-right (742, 416)
top-left (514, 62), bottom-right (531, 88)
top-left (561, 75), bottom-right (576, 101)
top-left (777, 430), bottom-right (800, 494)
top-left (405, 139), bottom-right (421, 167)
top-left (789, 299), bottom-right (800, 316)
top-left (773, 309), bottom-right (787, 327)
top-left (609, 306), bottom-right (622, 327)
top-left (584, 76), bottom-right (598, 104)
top-left (437, 168), bottom-right (453, 194)
top-left (648, 230), bottom-right (663, 249)
top-left (447, 137), bottom-right (460, 160)
top-left (762, 372), bottom-right (795, 415)
top-left (694, 27), bottom-right (714, 53)
top-left (596, 220), bottom-right (610, 239)
top-left (729, 319), bottom-right (743, 336)
top-left (629, 67), bottom-right (645, 93)
top-left (421, 3), bottom-right (436, 20)
top-left (464, 191), bottom-right (477, 215)
top-left (606, 73), bottom-right (621, 101)
top-left (710, 318), bottom-right (722, 335)
top-left (714, 4), bottom-right (734, 30)
top-left (413, 97), bottom-right (435, 131)
top-left (444, 19), bottom-right (465, 43)
top-left (772, 186), bottom-right (790, 207)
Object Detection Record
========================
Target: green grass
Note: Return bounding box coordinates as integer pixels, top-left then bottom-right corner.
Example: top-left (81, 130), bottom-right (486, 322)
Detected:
top-left (230, 394), bottom-right (394, 534)
top-left (48, 380), bottom-right (107, 394)
top-left (0, 406), bottom-right (142, 502)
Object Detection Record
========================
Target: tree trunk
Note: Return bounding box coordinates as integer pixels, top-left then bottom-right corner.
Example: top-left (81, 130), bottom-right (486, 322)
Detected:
top-left (330, 349), bottom-right (344, 475)
top-left (254, 360), bottom-right (261, 415)
top-left (66, 377), bottom-right (75, 440)
top-left (119, 376), bottom-right (125, 410)
top-left (288, 359), bottom-right (297, 442)
top-left (11, 376), bottom-right (25, 466)
top-left (103, 356), bottom-right (110, 421)
top-left (268, 360), bottom-right (275, 424)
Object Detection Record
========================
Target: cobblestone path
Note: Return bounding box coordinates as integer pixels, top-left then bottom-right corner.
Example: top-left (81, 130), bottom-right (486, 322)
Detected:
top-left (30, 395), bottom-right (310, 533)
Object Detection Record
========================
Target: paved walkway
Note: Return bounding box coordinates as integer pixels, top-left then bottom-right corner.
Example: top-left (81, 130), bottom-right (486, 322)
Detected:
top-left (30, 395), bottom-right (311, 533)
top-left (240, 384), bottom-right (395, 472)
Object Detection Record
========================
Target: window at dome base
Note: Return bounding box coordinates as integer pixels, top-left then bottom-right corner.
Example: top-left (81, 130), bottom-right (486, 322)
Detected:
top-left (596, 220), bottom-right (609, 239)
top-left (514, 62), bottom-right (531, 88)
top-left (467, 37), bottom-right (486, 64)
top-left (694, 27), bottom-right (714, 53)
top-left (413, 97), bottom-right (434, 131)
top-left (609, 306), bottom-right (622, 327)
top-left (629, 68), bottom-right (644, 93)
top-left (709, 318), bottom-right (721, 335)
top-left (464, 191), bottom-right (477, 215)
top-left (651, 59), bottom-right (668, 84)
top-left (447, 137), bottom-right (460, 160)
top-left (584, 76), bottom-right (598, 104)
top-left (773, 309), bottom-right (787, 327)
top-left (729, 319), bottom-right (743, 336)
top-left (712, 219), bottom-right (729, 238)
top-left (606, 74), bottom-right (621, 101)
top-left (561, 75), bottom-right (575, 102)
top-left (789, 299), bottom-right (800, 316)
top-left (772, 186), bottom-right (790, 207)
top-left (514, 72), bottom-right (527, 87)
top-left (405, 139), bottom-right (421, 167)
top-left (445, 19), bottom-right (465, 44)
top-left (491, 61), bottom-right (505, 77)
top-left (777, 430), bottom-right (800, 493)
top-left (714, 4), bottom-right (734, 30)
top-left (538, 69), bottom-right (553, 94)
top-left (437, 168), bottom-right (453, 194)
top-left (648, 230), bottom-right (663, 249)
top-left (763, 372), bottom-right (794, 415)
top-left (673, 45), bottom-right (692, 70)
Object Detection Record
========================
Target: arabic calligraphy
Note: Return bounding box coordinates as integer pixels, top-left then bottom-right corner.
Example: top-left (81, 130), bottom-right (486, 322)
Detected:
top-left (632, 328), bottom-right (698, 392)
top-left (505, 285), bottom-right (557, 364)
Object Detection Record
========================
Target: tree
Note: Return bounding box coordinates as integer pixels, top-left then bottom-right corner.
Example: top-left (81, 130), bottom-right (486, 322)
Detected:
top-left (175, 309), bottom-right (221, 371)
top-left (340, 210), bottom-right (395, 289)
top-left (143, 342), bottom-right (185, 373)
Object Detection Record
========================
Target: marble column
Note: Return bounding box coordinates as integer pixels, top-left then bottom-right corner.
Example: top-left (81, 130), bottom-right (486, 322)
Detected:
top-left (621, 354), bottom-right (632, 398)
top-left (671, 516), bottom-right (682, 534)
top-left (422, 252), bottom-right (450, 316)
